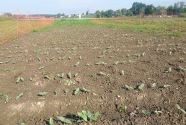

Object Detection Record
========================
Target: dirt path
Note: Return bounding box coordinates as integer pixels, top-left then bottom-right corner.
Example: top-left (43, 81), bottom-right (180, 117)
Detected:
top-left (0, 27), bottom-right (185, 125)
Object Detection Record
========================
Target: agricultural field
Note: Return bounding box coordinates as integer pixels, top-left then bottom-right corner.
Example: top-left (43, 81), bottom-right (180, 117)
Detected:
top-left (0, 19), bottom-right (186, 125)
top-left (0, 18), bottom-right (54, 44)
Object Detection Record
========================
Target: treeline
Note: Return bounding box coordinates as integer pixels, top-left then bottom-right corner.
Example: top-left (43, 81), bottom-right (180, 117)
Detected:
top-left (95, 1), bottom-right (186, 18)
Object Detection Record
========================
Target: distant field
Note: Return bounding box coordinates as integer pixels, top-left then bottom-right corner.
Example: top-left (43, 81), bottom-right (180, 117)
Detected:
top-left (0, 19), bottom-right (54, 44)
top-left (91, 17), bottom-right (186, 37)
top-left (0, 17), bottom-right (186, 44)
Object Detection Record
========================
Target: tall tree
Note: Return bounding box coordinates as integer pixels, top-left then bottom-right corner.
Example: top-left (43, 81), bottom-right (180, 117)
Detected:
top-left (95, 10), bottom-right (101, 18)
top-left (130, 2), bottom-right (146, 15)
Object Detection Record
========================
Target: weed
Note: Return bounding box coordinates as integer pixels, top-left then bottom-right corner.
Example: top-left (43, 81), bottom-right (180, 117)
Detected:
top-left (74, 62), bottom-right (80, 67)
top-left (80, 88), bottom-right (90, 93)
top-left (95, 62), bottom-right (107, 65)
top-left (67, 72), bottom-right (72, 79)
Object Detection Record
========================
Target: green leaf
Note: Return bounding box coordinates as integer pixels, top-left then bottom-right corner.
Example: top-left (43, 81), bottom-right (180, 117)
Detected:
top-left (16, 93), bottom-right (24, 100)
top-left (95, 62), bottom-right (107, 65)
top-left (49, 117), bottom-right (54, 125)
top-left (81, 88), bottom-right (90, 93)
top-left (124, 84), bottom-right (134, 90)
top-left (57, 116), bottom-right (72, 124)
top-left (91, 112), bottom-right (100, 121)
top-left (74, 62), bottom-right (80, 67)
top-left (151, 83), bottom-right (157, 88)
top-left (73, 88), bottom-right (80, 95)
top-left (19, 123), bottom-right (25, 125)
top-left (176, 104), bottom-right (186, 114)
top-left (39, 66), bottom-right (44, 70)
top-left (16, 77), bottom-right (24, 83)
top-left (38, 92), bottom-right (48, 96)
top-left (44, 75), bottom-right (50, 80)
top-left (97, 72), bottom-right (106, 76)
top-left (77, 110), bottom-right (87, 121)
top-left (57, 73), bottom-right (64, 78)
top-left (4, 94), bottom-right (10, 103)
top-left (67, 72), bottom-right (72, 79)
top-left (120, 70), bottom-right (125, 76)
top-left (114, 61), bottom-right (119, 65)
top-left (142, 110), bottom-right (151, 115)
top-left (138, 83), bottom-right (145, 91)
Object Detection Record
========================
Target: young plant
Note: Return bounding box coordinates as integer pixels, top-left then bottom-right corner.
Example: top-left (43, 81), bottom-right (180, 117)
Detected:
top-left (57, 73), bottom-right (64, 78)
top-left (77, 110), bottom-right (99, 122)
top-left (95, 62), bottom-right (107, 65)
top-left (16, 93), bottom-right (24, 100)
top-left (141, 110), bottom-right (151, 115)
top-left (138, 83), bottom-right (145, 91)
top-left (57, 116), bottom-right (72, 124)
top-left (67, 72), bottom-right (72, 79)
top-left (73, 88), bottom-right (80, 95)
top-left (120, 70), bottom-right (125, 76)
top-left (123, 84), bottom-right (134, 90)
top-left (74, 62), bottom-right (80, 67)
top-left (16, 77), bottom-right (24, 83)
top-left (80, 88), bottom-right (90, 93)
top-left (49, 117), bottom-right (54, 125)
top-left (38, 92), bottom-right (48, 96)
top-left (176, 104), bottom-right (186, 114)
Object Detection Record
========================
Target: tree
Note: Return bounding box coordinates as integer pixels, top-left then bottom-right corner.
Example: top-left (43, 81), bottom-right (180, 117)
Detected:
top-left (86, 10), bottom-right (89, 15)
top-left (145, 5), bottom-right (155, 15)
top-left (167, 5), bottom-right (174, 15)
top-left (130, 2), bottom-right (146, 15)
top-left (126, 10), bottom-right (133, 16)
top-left (101, 10), bottom-right (105, 18)
top-left (104, 9), bottom-right (114, 18)
top-left (121, 8), bottom-right (127, 15)
top-left (115, 9), bottom-right (122, 17)
top-left (95, 10), bottom-right (101, 18)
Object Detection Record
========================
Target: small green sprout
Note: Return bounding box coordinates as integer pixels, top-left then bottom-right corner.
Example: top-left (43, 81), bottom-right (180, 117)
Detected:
top-left (77, 110), bottom-right (99, 122)
top-left (44, 75), bottom-right (50, 80)
top-left (154, 110), bottom-right (163, 115)
top-left (151, 83), bottom-right (157, 88)
top-left (38, 92), bottom-right (48, 96)
top-left (73, 88), bottom-right (80, 95)
top-left (64, 89), bottom-right (69, 94)
top-left (16, 93), bottom-right (24, 100)
top-left (141, 110), bottom-right (151, 115)
top-left (165, 67), bottom-right (172, 73)
top-left (176, 104), bottom-right (186, 114)
top-left (81, 88), bottom-right (90, 93)
top-left (57, 73), bottom-right (64, 78)
top-left (97, 72), bottom-right (106, 76)
top-left (4, 94), bottom-right (10, 103)
top-left (114, 61), bottom-right (119, 65)
top-left (67, 72), bottom-right (72, 79)
top-left (74, 62), bottom-right (80, 67)
top-left (39, 66), bottom-right (44, 70)
top-left (120, 70), bottom-right (125, 76)
top-left (123, 84), bottom-right (134, 90)
top-left (49, 117), bottom-right (54, 125)
top-left (95, 62), bottom-right (107, 65)
top-left (57, 116), bottom-right (72, 124)
top-left (138, 83), bottom-right (145, 91)
top-left (16, 77), bottom-right (24, 83)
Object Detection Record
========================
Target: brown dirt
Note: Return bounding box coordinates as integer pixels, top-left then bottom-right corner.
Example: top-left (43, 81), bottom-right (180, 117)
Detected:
top-left (0, 26), bottom-right (186, 125)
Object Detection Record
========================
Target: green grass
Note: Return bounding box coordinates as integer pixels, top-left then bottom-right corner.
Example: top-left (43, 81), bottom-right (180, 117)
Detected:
top-left (39, 19), bottom-right (96, 31)
top-left (36, 17), bottom-right (186, 37)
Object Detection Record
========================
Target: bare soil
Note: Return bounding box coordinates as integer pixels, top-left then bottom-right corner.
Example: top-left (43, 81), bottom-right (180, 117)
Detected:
top-left (0, 26), bottom-right (186, 125)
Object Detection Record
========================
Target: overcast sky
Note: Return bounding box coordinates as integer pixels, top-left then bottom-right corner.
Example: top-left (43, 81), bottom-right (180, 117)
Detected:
top-left (0, 0), bottom-right (183, 14)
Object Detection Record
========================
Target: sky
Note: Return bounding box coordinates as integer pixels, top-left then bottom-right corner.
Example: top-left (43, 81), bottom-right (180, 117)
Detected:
top-left (0, 0), bottom-right (183, 15)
